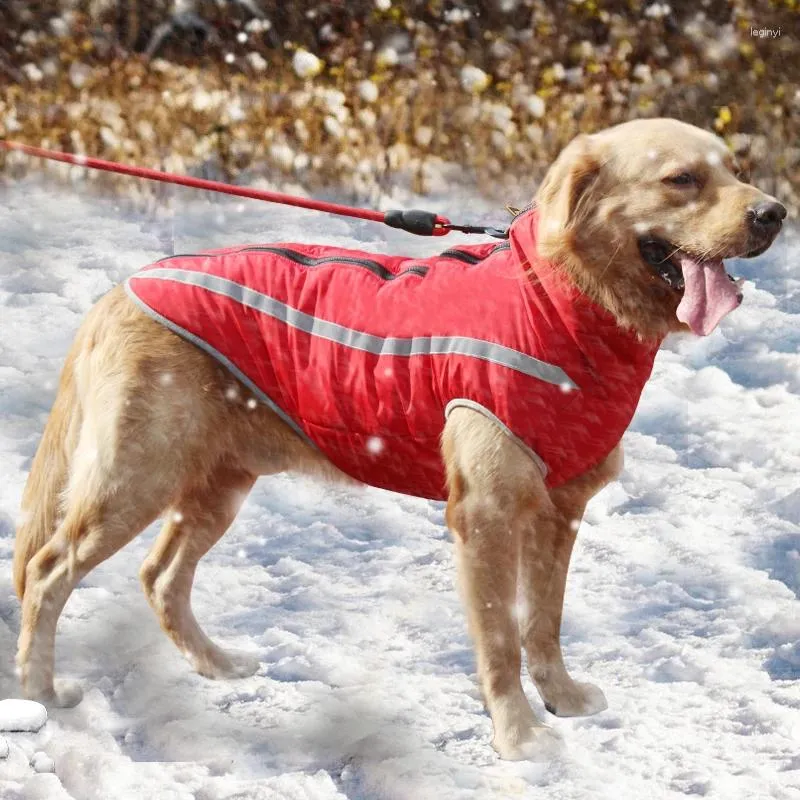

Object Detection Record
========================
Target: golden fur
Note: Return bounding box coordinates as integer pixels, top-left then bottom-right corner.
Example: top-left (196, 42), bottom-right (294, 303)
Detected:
top-left (14, 118), bottom-right (783, 759)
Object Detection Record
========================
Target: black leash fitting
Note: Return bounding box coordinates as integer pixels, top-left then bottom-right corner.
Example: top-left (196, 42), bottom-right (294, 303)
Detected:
top-left (384, 209), bottom-right (447, 236)
top-left (383, 209), bottom-right (509, 239)
top-left (442, 223), bottom-right (510, 239)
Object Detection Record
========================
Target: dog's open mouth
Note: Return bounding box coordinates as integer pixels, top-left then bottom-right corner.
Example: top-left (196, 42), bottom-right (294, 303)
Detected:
top-left (638, 236), bottom-right (751, 336)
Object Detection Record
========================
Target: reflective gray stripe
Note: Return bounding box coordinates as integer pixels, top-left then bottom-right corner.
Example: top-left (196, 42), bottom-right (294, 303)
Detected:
top-left (130, 267), bottom-right (578, 388)
top-left (123, 280), bottom-right (317, 449)
top-left (445, 399), bottom-right (548, 479)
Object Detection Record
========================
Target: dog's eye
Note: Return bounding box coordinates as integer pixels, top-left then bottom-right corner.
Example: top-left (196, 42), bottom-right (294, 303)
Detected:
top-left (665, 172), bottom-right (699, 187)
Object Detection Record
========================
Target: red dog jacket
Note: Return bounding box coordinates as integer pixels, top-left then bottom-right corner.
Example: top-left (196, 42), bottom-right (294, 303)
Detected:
top-left (126, 209), bottom-right (662, 500)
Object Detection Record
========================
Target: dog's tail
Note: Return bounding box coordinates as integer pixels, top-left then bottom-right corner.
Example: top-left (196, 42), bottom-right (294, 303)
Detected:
top-left (13, 339), bottom-right (83, 600)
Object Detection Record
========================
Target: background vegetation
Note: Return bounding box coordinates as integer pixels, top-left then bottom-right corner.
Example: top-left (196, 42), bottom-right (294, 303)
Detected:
top-left (1, 1), bottom-right (798, 213)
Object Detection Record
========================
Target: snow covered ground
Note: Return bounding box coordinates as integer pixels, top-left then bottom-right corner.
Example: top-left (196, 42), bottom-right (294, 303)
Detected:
top-left (0, 176), bottom-right (798, 799)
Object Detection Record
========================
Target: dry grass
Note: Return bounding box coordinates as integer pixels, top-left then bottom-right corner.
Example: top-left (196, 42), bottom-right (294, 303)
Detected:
top-left (1, 1), bottom-right (798, 214)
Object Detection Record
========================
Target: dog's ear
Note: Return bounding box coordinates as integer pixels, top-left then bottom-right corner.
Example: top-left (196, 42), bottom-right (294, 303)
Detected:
top-left (535, 134), bottom-right (601, 254)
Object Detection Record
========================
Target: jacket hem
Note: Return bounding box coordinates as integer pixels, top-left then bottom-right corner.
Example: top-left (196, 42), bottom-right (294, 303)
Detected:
top-left (123, 278), bottom-right (317, 451)
top-left (443, 398), bottom-right (549, 480)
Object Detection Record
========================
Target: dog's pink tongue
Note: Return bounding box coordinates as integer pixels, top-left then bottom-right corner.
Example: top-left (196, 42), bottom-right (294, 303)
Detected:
top-left (676, 255), bottom-right (742, 336)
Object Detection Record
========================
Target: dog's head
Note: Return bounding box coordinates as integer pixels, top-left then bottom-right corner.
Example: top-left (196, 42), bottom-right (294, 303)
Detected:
top-left (534, 118), bottom-right (786, 339)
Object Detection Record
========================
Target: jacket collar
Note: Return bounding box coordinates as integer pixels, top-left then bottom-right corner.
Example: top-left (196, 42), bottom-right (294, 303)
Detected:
top-left (508, 208), bottom-right (662, 367)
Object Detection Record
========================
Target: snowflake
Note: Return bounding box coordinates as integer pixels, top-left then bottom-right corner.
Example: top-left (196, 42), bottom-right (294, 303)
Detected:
top-left (510, 598), bottom-right (529, 620)
top-left (545, 218), bottom-right (561, 233)
top-left (366, 436), bottom-right (384, 455)
top-left (172, 511), bottom-right (184, 523)
top-left (246, 398), bottom-right (258, 410)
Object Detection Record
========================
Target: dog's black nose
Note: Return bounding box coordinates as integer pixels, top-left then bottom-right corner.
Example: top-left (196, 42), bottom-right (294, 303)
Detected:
top-left (748, 201), bottom-right (787, 231)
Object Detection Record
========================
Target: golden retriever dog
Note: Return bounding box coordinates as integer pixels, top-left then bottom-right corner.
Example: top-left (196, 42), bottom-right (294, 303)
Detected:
top-left (13, 118), bottom-right (785, 760)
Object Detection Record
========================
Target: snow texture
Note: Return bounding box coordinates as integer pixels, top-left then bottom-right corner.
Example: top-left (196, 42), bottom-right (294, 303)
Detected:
top-left (0, 178), bottom-right (798, 799)
top-left (0, 701), bottom-right (47, 733)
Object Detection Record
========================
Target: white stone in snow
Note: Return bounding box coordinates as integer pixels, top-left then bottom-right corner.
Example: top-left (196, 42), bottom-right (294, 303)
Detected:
top-left (69, 61), bottom-right (91, 89)
top-left (377, 47), bottom-right (399, 68)
top-left (31, 750), bottom-right (55, 773)
top-left (358, 108), bottom-right (377, 128)
top-left (247, 52), bottom-right (267, 72)
top-left (22, 63), bottom-right (44, 82)
top-left (323, 116), bottom-right (344, 139)
top-left (358, 79), bottom-right (379, 103)
top-left (525, 95), bottom-right (546, 119)
top-left (292, 49), bottom-right (323, 79)
top-left (0, 699), bottom-right (47, 732)
top-left (414, 126), bottom-right (434, 147)
top-left (460, 65), bottom-right (490, 94)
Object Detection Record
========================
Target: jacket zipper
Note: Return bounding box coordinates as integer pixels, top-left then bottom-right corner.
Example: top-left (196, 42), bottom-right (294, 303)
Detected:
top-left (157, 245), bottom-right (429, 280)
top-left (238, 246), bottom-right (428, 280)
top-left (439, 241), bottom-right (511, 264)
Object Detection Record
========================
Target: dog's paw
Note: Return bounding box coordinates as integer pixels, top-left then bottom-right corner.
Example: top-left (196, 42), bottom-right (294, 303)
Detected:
top-left (194, 649), bottom-right (260, 680)
top-left (493, 725), bottom-right (564, 762)
top-left (26, 679), bottom-right (83, 709)
top-left (52, 680), bottom-right (84, 708)
top-left (542, 681), bottom-right (607, 718)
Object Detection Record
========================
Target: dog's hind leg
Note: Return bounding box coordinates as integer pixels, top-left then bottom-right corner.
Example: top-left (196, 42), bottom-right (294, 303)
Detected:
top-left (17, 459), bottom-right (170, 707)
top-left (520, 443), bottom-right (623, 718)
top-left (139, 463), bottom-right (258, 679)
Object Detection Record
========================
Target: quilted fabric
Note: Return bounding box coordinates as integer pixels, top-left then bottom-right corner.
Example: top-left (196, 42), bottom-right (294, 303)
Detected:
top-left (126, 210), bottom-right (662, 499)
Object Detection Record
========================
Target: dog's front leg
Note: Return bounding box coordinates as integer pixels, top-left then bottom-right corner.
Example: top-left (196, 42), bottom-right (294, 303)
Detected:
top-left (520, 443), bottom-right (623, 718)
top-left (442, 408), bottom-right (561, 760)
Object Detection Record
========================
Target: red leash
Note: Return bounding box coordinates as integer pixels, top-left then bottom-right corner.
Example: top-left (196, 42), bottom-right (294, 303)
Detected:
top-left (0, 140), bottom-right (508, 238)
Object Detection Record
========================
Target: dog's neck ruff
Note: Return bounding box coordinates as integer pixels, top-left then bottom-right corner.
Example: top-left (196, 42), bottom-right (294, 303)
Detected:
top-left (126, 209), bottom-right (663, 500)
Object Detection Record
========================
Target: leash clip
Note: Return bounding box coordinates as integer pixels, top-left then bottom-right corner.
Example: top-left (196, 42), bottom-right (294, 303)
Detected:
top-left (442, 223), bottom-right (510, 239)
top-left (384, 209), bottom-right (451, 236)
